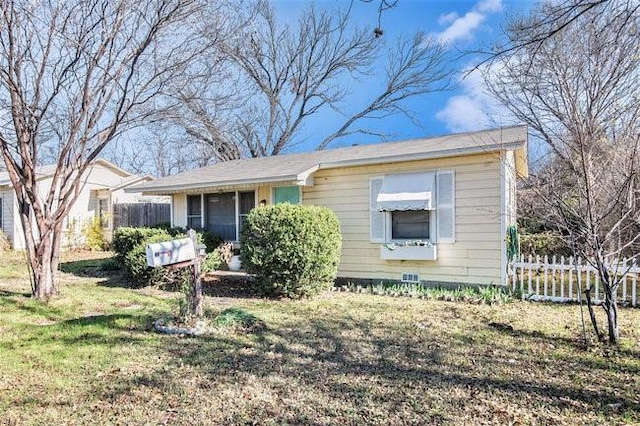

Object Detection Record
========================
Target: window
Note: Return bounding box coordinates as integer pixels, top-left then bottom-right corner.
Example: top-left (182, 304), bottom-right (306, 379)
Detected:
top-left (273, 186), bottom-right (300, 204)
top-left (391, 210), bottom-right (430, 240)
top-left (238, 191), bottom-right (254, 236)
top-left (370, 170), bottom-right (455, 244)
top-left (97, 198), bottom-right (109, 229)
top-left (187, 195), bottom-right (202, 229)
top-left (205, 191), bottom-right (255, 241)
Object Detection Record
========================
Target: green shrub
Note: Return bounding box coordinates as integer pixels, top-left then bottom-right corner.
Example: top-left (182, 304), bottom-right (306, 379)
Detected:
top-left (122, 230), bottom-right (174, 287)
top-left (201, 251), bottom-right (222, 274)
top-left (519, 231), bottom-right (572, 258)
top-left (240, 204), bottom-right (342, 299)
top-left (112, 227), bottom-right (170, 262)
top-left (201, 231), bottom-right (223, 253)
top-left (83, 217), bottom-right (105, 251)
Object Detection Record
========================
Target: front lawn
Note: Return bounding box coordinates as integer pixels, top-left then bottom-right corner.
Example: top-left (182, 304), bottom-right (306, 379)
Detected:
top-left (0, 251), bottom-right (638, 425)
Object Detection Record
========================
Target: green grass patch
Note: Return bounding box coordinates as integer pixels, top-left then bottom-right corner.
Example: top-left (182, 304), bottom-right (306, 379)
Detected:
top-left (339, 281), bottom-right (519, 304)
top-left (0, 251), bottom-right (639, 425)
top-left (213, 307), bottom-right (264, 330)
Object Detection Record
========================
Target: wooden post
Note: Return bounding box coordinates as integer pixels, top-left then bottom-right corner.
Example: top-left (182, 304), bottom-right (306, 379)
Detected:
top-left (188, 229), bottom-right (203, 317)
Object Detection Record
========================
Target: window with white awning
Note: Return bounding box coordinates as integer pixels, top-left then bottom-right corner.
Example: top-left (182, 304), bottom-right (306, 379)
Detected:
top-left (375, 172), bottom-right (435, 211)
top-left (369, 170), bottom-right (455, 244)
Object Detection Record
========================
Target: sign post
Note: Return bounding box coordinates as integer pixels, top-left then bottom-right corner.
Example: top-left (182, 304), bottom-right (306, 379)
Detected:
top-left (188, 229), bottom-right (203, 317)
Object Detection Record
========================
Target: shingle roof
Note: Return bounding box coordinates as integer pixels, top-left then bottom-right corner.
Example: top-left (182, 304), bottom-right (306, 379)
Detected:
top-left (0, 159), bottom-right (136, 187)
top-left (132, 125), bottom-right (528, 195)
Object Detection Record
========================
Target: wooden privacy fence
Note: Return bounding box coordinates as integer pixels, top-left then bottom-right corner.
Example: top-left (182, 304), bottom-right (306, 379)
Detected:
top-left (508, 255), bottom-right (638, 307)
top-left (113, 203), bottom-right (170, 229)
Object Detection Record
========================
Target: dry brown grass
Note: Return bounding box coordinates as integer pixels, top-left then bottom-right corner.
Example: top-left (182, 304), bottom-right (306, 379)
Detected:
top-left (0, 252), bottom-right (638, 425)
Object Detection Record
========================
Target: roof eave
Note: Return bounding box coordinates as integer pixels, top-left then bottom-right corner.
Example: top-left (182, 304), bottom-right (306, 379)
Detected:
top-left (128, 174), bottom-right (306, 195)
top-left (317, 140), bottom-right (527, 171)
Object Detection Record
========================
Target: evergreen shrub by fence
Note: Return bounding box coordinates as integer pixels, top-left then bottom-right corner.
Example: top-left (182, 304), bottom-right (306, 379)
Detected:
top-left (240, 204), bottom-right (342, 299)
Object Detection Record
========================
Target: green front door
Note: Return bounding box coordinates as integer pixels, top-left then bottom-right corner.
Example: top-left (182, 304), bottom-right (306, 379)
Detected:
top-left (273, 186), bottom-right (300, 204)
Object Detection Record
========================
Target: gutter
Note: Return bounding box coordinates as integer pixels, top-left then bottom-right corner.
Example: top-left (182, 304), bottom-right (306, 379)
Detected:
top-left (316, 141), bottom-right (527, 171)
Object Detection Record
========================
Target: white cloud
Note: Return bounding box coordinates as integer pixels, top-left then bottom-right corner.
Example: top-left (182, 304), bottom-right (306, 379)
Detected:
top-left (438, 12), bottom-right (459, 26)
top-left (433, 0), bottom-right (503, 44)
top-left (477, 0), bottom-right (503, 13)
top-left (436, 64), bottom-right (514, 133)
top-left (436, 11), bottom-right (485, 44)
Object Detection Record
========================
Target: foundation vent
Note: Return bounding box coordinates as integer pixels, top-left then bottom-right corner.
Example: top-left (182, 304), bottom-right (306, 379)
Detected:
top-left (401, 272), bottom-right (420, 283)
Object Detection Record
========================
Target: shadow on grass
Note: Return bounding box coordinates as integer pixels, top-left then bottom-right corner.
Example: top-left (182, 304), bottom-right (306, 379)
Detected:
top-left (202, 275), bottom-right (262, 299)
top-left (89, 312), bottom-right (639, 424)
top-left (59, 256), bottom-right (134, 288)
top-left (0, 291), bottom-right (68, 318)
top-left (488, 322), bottom-right (640, 374)
top-left (11, 313), bottom-right (160, 349)
top-left (0, 289), bottom-right (32, 298)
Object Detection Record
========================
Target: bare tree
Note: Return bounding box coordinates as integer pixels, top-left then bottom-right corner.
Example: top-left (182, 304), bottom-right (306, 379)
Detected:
top-left (106, 125), bottom-right (218, 178)
top-left (486, 2), bottom-right (640, 344)
top-left (477, 0), bottom-right (636, 67)
top-left (0, 0), bottom-right (200, 299)
top-left (172, 2), bottom-right (451, 159)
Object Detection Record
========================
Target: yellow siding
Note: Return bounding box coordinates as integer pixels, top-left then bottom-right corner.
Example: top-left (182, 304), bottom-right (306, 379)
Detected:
top-left (302, 153), bottom-right (505, 285)
top-left (257, 186), bottom-right (271, 205)
top-left (173, 194), bottom-right (187, 227)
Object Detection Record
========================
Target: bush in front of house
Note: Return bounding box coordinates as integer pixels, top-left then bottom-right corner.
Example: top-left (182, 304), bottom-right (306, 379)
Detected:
top-left (240, 204), bottom-right (342, 299)
top-left (201, 251), bottom-right (222, 274)
top-left (122, 229), bottom-right (177, 287)
top-left (113, 226), bottom-right (223, 287)
top-left (112, 227), bottom-right (169, 262)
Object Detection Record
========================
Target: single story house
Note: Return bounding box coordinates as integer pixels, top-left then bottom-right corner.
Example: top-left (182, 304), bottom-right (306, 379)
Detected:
top-left (0, 159), bottom-right (159, 249)
top-left (130, 126), bottom-right (528, 286)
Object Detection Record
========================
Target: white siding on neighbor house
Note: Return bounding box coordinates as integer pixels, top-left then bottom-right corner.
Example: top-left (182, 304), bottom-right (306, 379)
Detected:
top-left (0, 190), bottom-right (15, 246)
top-left (302, 153), bottom-right (505, 285)
top-left (5, 162), bottom-right (140, 249)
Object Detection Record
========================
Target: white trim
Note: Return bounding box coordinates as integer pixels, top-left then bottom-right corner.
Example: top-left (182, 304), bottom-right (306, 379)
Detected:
top-left (436, 170), bottom-right (456, 243)
top-left (200, 193), bottom-right (204, 229)
top-left (234, 191), bottom-right (240, 241)
top-left (500, 153), bottom-right (507, 286)
top-left (169, 196), bottom-right (174, 228)
top-left (369, 176), bottom-right (386, 243)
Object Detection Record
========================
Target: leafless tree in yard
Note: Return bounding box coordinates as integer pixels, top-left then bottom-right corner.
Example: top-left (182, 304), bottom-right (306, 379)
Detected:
top-left (171, 2), bottom-right (452, 159)
top-left (486, 2), bottom-right (640, 344)
top-left (0, 0), bottom-right (202, 299)
top-left (476, 0), bottom-right (635, 67)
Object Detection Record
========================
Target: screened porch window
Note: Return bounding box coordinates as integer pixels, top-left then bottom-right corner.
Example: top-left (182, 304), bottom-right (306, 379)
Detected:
top-left (205, 191), bottom-right (255, 241)
top-left (187, 195), bottom-right (202, 229)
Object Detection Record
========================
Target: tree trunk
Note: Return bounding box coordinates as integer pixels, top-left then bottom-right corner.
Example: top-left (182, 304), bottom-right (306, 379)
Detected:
top-left (602, 283), bottom-right (619, 345)
top-left (24, 217), bottom-right (63, 300)
top-left (188, 229), bottom-right (203, 318)
top-left (584, 287), bottom-right (604, 342)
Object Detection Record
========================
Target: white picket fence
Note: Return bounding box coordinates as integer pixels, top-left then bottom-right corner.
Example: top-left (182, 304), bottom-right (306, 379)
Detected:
top-left (508, 255), bottom-right (638, 307)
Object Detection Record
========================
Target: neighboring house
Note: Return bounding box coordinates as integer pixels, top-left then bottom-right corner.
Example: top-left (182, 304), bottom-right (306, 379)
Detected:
top-left (130, 126), bottom-right (528, 286)
top-left (0, 159), bottom-right (159, 249)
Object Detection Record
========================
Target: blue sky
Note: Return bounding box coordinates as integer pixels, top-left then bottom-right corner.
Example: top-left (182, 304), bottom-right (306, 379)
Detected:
top-left (273, 0), bottom-right (535, 151)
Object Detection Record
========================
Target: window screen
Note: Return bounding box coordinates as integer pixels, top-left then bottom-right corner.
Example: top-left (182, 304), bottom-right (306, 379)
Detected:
top-left (187, 195), bottom-right (202, 229)
top-left (391, 210), bottom-right (430, 240)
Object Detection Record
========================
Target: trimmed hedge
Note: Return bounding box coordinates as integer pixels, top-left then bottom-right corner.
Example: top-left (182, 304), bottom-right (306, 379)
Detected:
top-left (112, 227), bottom-right (167, 263)
top-left (240, 204), bottom-right (342, 298)
top-left (113, 226), bottom-right (222, 287)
